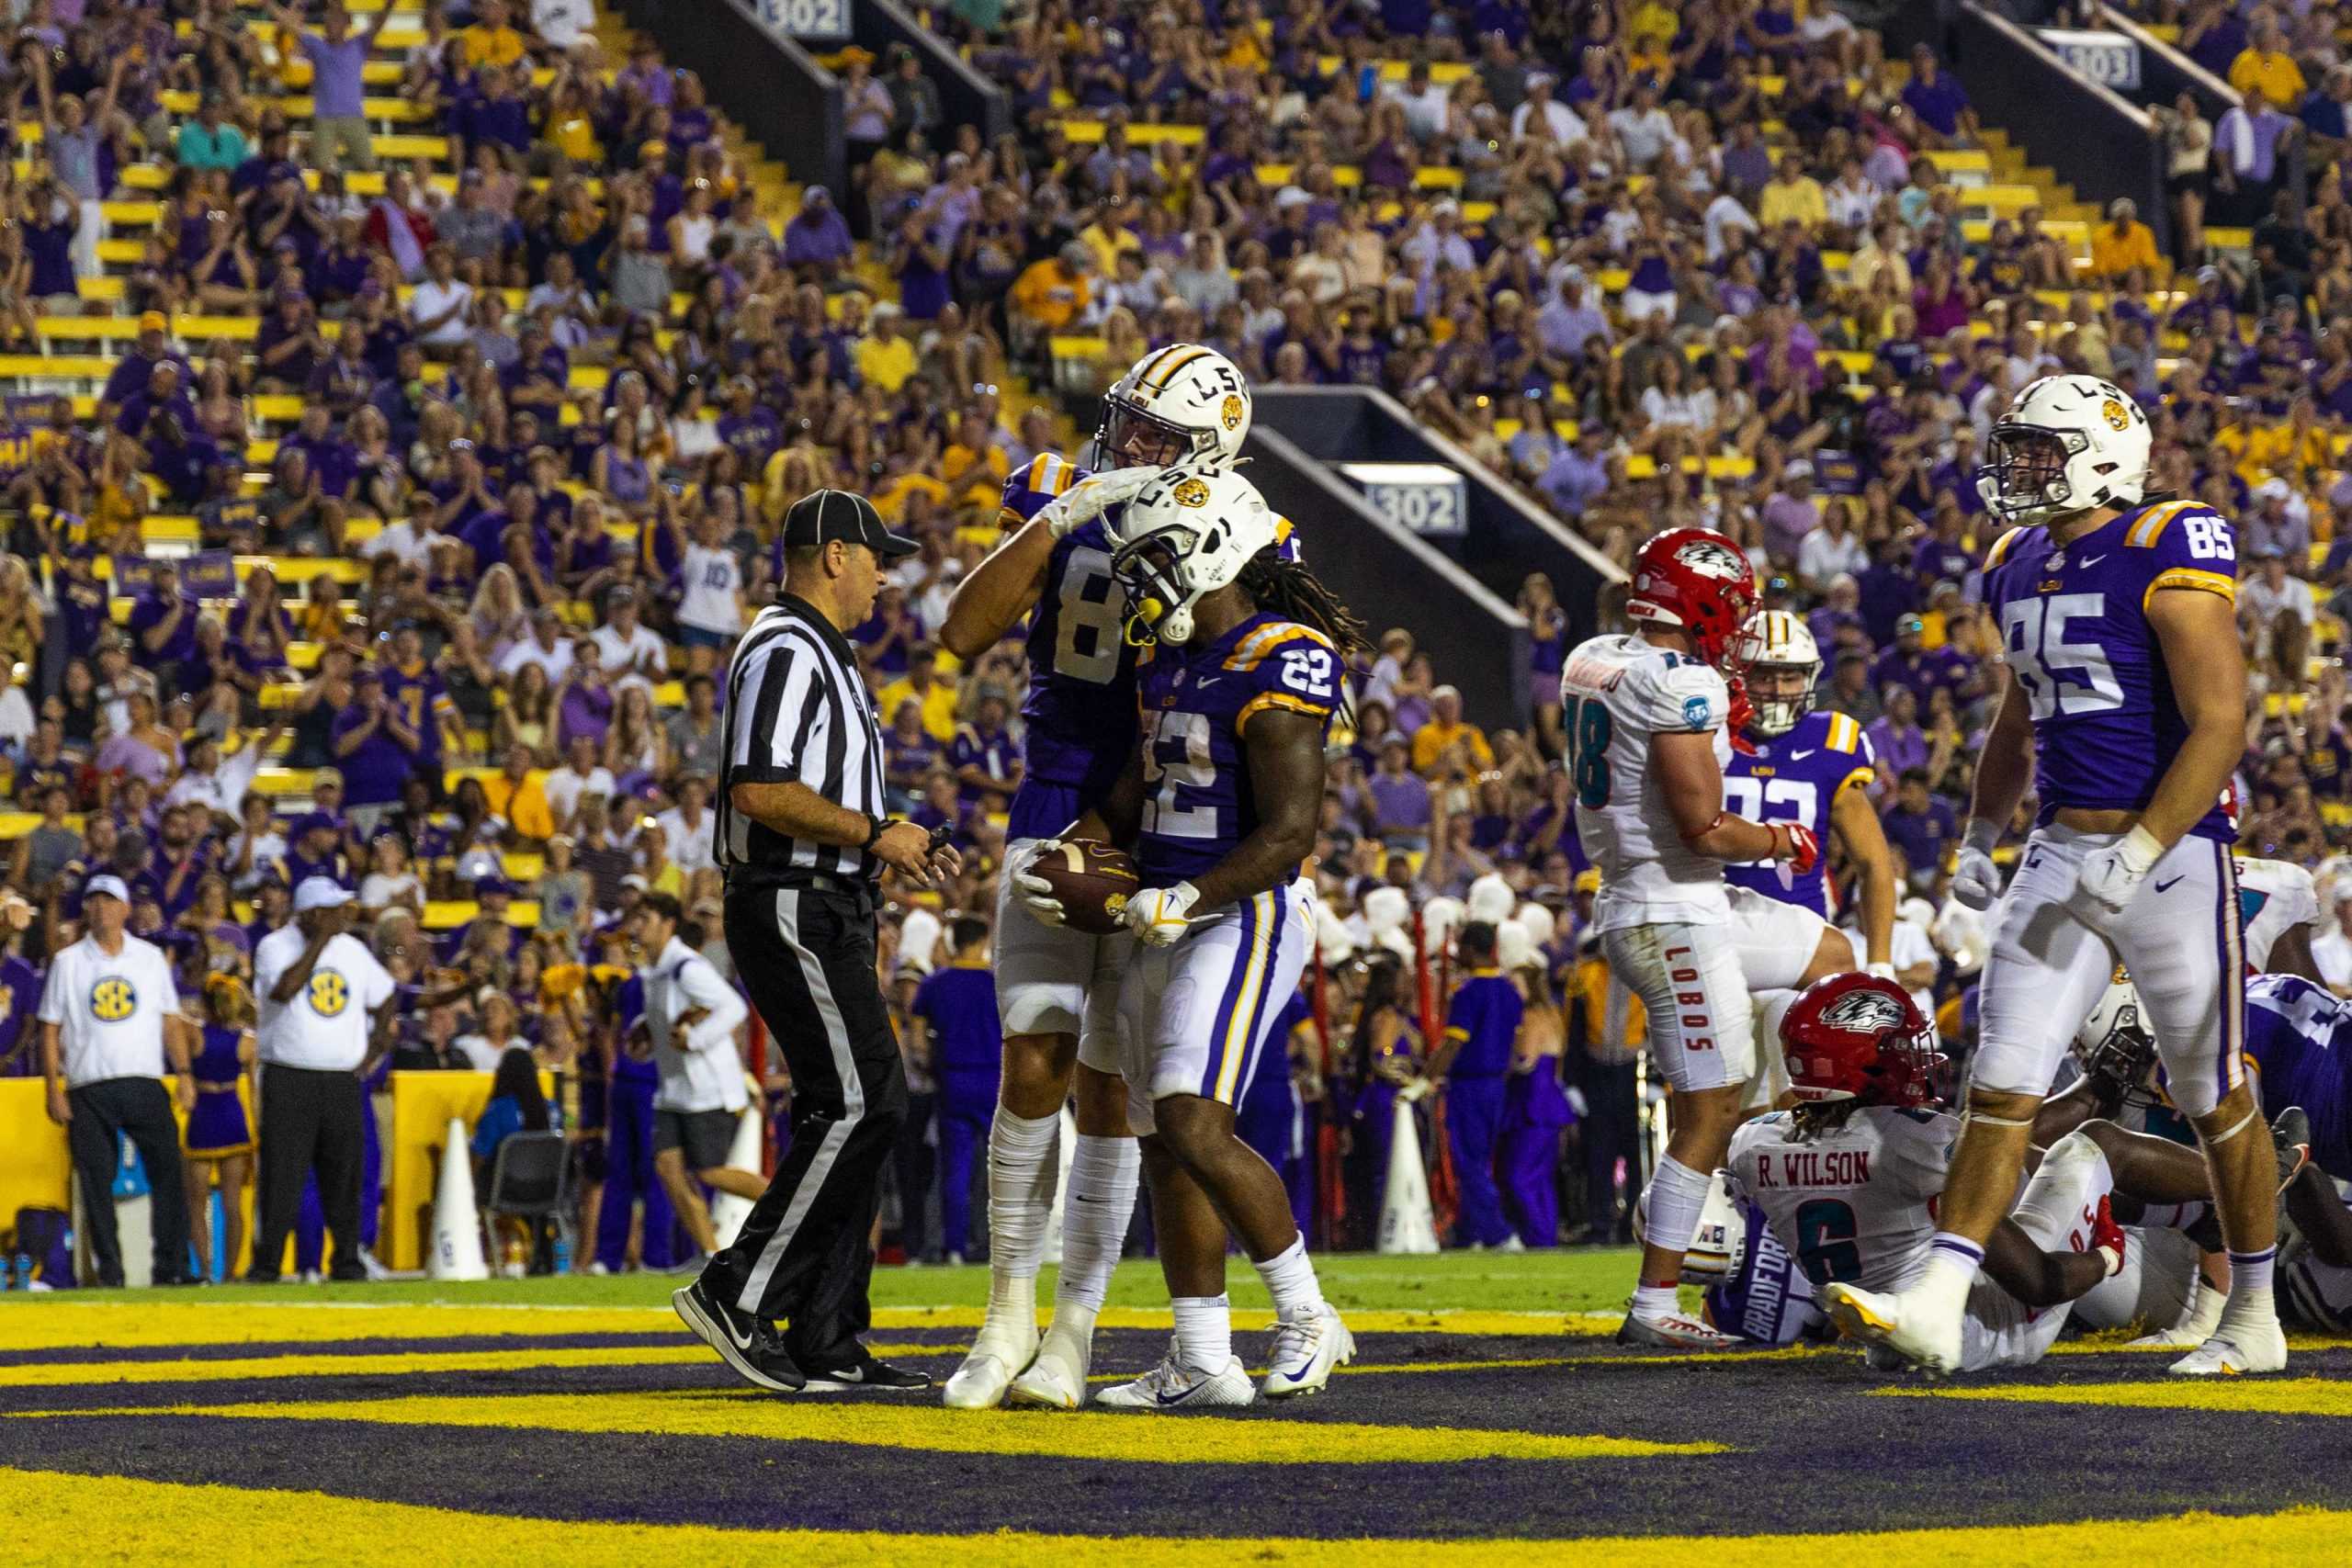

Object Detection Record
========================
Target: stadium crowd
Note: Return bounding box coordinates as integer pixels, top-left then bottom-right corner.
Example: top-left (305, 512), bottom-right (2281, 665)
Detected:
top-left (6, 0), bottom-right (2352, 1279)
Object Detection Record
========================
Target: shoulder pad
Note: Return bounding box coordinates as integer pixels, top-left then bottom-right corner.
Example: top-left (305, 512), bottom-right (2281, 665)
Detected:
top-left (2123, 499), bottom-right (2211, 547)
top-left (1821, 711), bottom-right (1863, 753)
top-left (1983, 525), bottom-right (2027, 569)
top-left (1226, 619), bottom-right (1337, 671)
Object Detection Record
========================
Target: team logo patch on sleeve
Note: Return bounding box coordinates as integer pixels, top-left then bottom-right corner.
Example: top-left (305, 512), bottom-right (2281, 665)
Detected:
top-left (1683, 694), bottom-right (1712, 728)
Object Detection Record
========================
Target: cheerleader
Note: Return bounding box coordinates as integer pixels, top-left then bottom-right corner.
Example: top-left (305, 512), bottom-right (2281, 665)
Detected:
top-left (183, 975), bottom-right (258, 1280)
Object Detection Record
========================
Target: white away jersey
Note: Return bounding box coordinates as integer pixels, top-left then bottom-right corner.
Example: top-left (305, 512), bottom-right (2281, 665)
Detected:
top-left (2237, 855), bottom-right (2318, 972)
top-left (1727, 1105), bottom-right (1959, 1294)
top-left (1560, 634), bottom-right (1733, 932)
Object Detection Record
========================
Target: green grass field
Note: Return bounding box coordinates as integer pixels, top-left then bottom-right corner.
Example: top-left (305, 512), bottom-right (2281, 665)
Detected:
top-left (8, 1247), bottom-right (1645, 1314)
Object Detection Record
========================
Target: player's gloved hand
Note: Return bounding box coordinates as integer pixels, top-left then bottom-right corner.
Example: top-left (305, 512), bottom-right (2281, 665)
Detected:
top-left (1035, 466), bottom-right (1159, 540)
top-left (1010, 838), bottom-right (1068, 927)
top-left (1951, 818), bottom-right (2001, 911)
top-left (2076, 824), bottom-right (2165, 916)
top-left (2089, 1194), bottom-right (2128, 1279)
top-left (1771, 821), bottom-right (1820, 875)
top-left (1724, 676), bottom-right (1755, 740)
top-left (1123, 881), bottom-right (1201, 947)
top-left (1866, 962), bottom-right (1897, 982)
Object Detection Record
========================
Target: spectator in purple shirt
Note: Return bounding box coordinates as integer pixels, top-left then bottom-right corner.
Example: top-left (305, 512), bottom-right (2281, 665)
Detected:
top-left (271, 1), bottom-right (394, 173)
top-left (1865, 686), bottom-right (1930, 801)
top-left (1367, 733), bottom-right (1433, 852)
top-left (1869, 614), bottom-right (1969, 707)
top-left (129, 561), bottom-right (198, 673)
top-left (331, 667), bottom-right (424, 821)
top-left (1899, 45), bottom-right (1975, 144)
top-left (782, 186), bottom-right (854, 277)
top-left (1880, 767), bottom-right (1958, 893)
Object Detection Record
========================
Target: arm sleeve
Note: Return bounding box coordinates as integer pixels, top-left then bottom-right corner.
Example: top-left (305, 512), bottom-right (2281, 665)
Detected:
top-left (1883, 1111), bottom-right (1961, 1202)
top-left (357, 946), bottom-right (397, 1010)
top-left (680, 959), bottom-right (749, 1055)
top-left (1442, 986), bottom-right (1477, 1043)
top-left (2134, 503), bottom-right (2238, 609)
top-left (1636, 660), bottom-right (1731, 735)
top-left (252, 935), bottom-right (288, 1001)
top-left (35, 955), bottom-right (65, 1024)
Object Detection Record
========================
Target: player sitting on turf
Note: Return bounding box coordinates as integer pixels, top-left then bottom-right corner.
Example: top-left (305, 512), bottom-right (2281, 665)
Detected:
top-left (937, 344), bottom-right (1254, 1411)
top-left (1559, 527), bottom-right (1818, 1348)
top-left (1018, 466), bottom-right (1366, 1408)
top-left (1721, 610), bottom-right (1897, 994)
top-left (1737, 973), bottom-right (2250, 1372)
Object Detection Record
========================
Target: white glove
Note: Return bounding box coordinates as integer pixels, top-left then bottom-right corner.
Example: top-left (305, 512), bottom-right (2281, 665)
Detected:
top-left (1951, 819), bottom-right (2001, 911)
top-left (1866, 962), bottom-right (1897, 982)
top-left (1010, 838), bottom-right (1067, 926)
top-left (1122, 881), bottom-right (1200, 947)
top-left (1035, 466), bottom-right (1159, 540)
top-left (2077, 824), bottom-right (2165, 916)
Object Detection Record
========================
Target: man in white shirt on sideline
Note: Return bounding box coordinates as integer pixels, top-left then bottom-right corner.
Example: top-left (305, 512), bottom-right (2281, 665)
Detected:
top-left (633, 891), bottom-right (758, 1258)
top-left (247, 877), bottom-right (397, 1282)
top-left (39, 875), bottom-right (197, 1287)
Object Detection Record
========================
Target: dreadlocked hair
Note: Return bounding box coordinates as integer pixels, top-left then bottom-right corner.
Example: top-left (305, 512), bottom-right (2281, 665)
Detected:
top-left (1788, 1100), bottom-right (1861, 1143)
top-left (1237, 548), bottom-right (1369, 655)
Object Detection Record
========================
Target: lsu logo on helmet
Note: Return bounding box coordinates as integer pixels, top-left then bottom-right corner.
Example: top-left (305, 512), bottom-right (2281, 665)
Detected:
top-left (2100, 398), bottom-right (2130, 431)
top-left (1220, 393), bottom-right (1245, 432)
top-left (1170, 475), bottom-right (1212, 509)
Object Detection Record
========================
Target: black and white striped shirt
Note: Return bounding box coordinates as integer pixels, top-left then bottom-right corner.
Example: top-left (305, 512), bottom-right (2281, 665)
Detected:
top-left (718, 594), bottom-right (887, 883)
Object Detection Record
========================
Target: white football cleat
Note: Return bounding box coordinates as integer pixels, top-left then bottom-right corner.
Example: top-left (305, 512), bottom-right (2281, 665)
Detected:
top-left (942, 1319), bottom-right (1040, 1410)
top-left (1005, 1324), bottom-right (1093, 1410)
top-left (2125, 1325), bottom-right (2207, 1350)
top-left (2168, 1323), bottom-right (2288, 1376)
top-left (1614, 1303), bottom-right (1740, 1350)
top-left (1094, 1347), bottom-right (1256, 1411)
top-left (1822, 1282), bottom-right (1962, 1374)
top-left (1260, 1308), bottom-right (1355, 1399)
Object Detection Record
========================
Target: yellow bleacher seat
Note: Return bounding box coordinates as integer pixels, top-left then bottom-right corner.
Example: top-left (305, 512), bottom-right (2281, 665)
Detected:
top-left (1053, 119), bottom-right (1204, 146)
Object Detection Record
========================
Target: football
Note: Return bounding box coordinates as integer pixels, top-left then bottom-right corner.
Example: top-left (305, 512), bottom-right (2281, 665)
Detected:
top-left (1031, 838), bottom-right (1140, 935)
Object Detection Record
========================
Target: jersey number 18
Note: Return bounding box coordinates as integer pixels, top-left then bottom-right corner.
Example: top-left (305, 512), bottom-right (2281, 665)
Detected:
top-left (1568, 697), bottom-right (1611, 808)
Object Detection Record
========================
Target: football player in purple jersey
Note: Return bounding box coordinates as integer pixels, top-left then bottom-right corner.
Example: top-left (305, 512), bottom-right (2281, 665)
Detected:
top-left (936, 345), bottom-right (1254, 1409)
top-left (1016, 465), bottom-right (1369, 1406)
top-left (1721, 609), bottom-right (1898, 998)
top-left (1823, 375), bottom-right (2285, 1378)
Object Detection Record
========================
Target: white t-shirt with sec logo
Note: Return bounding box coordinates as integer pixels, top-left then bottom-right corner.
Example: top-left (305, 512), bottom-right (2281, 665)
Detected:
top-left (37, 932), bottom-right (180, 1087)
top-left (254, 927), bottom-right (397, 1071)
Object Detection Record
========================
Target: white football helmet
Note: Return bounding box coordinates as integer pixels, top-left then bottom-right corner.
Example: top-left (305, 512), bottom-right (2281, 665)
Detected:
top-left (1111, 465), bottom-right (1278, 645)
top-left (1097, 343), bottom-right (1252, 468)
top-left (1730, 609), bottom-right (1821, 739)
top-left (1466, 873), bottom-right (1515, 925)
top-left (1632, 1168), bottom-right (1747, 1283)
top-left (1495, 917), bottom-right (1536, 972)
top-left (2073, 971), bottom-right (2159, 1097)
top-left (1977, 375), bottom-right (2152, 521)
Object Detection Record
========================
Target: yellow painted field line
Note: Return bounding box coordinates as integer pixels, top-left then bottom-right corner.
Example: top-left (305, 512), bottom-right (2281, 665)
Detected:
top-left (0, 1303), bottom-right (1622, 1353)
top-left (4, 1468), bottom-right (2348, 1567)
top-left (13, 1393), bottom-right (1720, 1464)
top-left (1880, 1376), bottom-right (2352, 1418)
top-left (0, 1343), bottom-right (950, 1388)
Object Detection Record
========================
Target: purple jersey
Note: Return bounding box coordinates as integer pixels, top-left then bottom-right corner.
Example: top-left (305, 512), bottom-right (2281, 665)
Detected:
top-left (1983, 497), bottom-right (2236, 841)
top-left (2245, 974), bottom-right (2352, 1179)
top-left (1724, 708), bottom-right (1876, 916)
top-left (999, 453), bottom-right (1142, 841)
top-left (1703, 1199), bottom-right (1821, 1346)
top-left (1133, 612), bottom-right (1340, 882)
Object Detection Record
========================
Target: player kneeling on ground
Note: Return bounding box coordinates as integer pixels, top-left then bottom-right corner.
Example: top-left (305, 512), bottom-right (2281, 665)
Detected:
top-left (1019, 466), bottom-right (1364, 1408)
top-left (1734, 974), bottom-right (2249, 1372)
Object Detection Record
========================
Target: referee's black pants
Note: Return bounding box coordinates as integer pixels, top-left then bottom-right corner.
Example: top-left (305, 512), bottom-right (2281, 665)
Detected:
top-left (707, 883), bottom-right (908, 1370)
top-left (250, 1064), bottom-right (368, 1281)
top-left (66, 1077), bottom-right (191, 1287)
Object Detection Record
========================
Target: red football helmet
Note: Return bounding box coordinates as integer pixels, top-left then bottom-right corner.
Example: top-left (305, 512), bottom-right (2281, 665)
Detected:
top-left (1780, 973), bottom-right (1945, 1108)
top-left (1626, 528), bottom-right (1758, 666)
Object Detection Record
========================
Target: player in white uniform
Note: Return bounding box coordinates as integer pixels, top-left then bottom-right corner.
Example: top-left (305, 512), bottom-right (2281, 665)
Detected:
top-left (936, 345), bottom-right (1252, 1409)
top-left (1825, 377), bottom-right (2288, 1377)
top-left (1740, 974), bottom-right (2230, 1371)
top-left (2236, 855), bottom-right (2322, 980)
top-left (1561, 528), bottom-right (1818, 1347)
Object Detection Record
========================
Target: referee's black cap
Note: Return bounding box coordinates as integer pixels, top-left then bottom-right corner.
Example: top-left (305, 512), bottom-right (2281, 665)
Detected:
top-left (783, 489), bottom-right (919, 558)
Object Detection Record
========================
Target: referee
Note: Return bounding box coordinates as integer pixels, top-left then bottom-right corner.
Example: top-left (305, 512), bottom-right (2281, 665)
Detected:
top-left (673, 490), bottom-right (961, 1394)
top-left (37, 874), bottom-right (196, 1287)
top-left (248, 877), bottom-right (398, 1282)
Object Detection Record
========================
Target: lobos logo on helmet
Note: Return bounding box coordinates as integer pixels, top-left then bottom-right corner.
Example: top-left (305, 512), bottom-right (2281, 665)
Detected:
top-left (1675, 537), bottom-right (1749, 580)
top-left (1220, 393), bottom-right (1245, 431)
top-left (1170, 476), bottom-right (1212, 509)
top-left (1819, 989), bottom-right (1907, 1032)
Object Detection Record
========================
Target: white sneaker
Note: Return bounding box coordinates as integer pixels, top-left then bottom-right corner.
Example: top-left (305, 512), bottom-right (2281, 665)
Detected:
top-left (1006, 1324), bottom-right (1092, 1410)
top-left (357, 1247), bottom-right (392, 1281)
top-left (942, 1318), bottom-right (1040, 1410)
top-left (2169, 1321), bottom-right (2288, 1376)
top-left (1261, 1307), bottom-right (1354, 1399)
top-left (1821, 1282), bottom-right (1962, 1374)
top-left (1614, 1303), bottom-right (1739, 1350)
top-left (1094, 1347), bottom-right (1256, 1411)
top-left (1498, 1235), bottom-right (1528, 1254)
